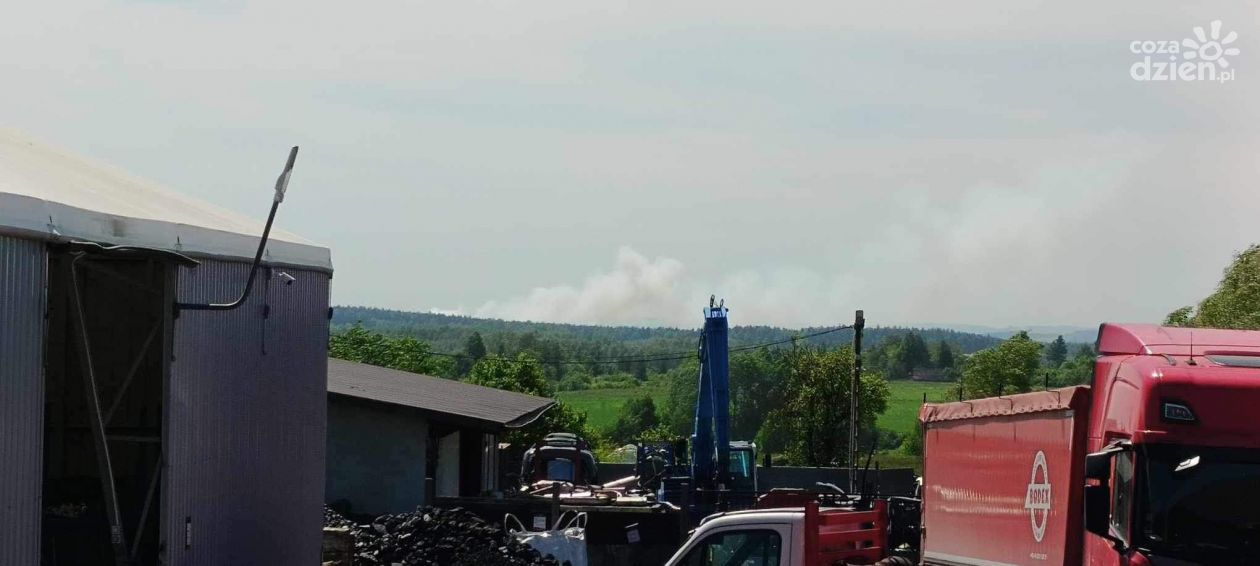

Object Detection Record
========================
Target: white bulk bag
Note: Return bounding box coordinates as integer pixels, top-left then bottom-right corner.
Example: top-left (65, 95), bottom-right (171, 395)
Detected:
top-left (505, 511), bottom-right (588, 566)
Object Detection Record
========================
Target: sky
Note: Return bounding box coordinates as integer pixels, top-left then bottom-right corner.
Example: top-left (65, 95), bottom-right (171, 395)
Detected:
top-left (3, 1), bottom-right (1258, 328)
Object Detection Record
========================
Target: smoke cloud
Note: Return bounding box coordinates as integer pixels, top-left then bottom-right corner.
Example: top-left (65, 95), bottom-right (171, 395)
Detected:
top-left (468, 246), bottom-right (861, 328)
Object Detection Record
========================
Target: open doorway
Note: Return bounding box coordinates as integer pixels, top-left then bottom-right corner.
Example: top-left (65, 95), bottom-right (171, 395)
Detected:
top-left (41, 248), bottom-right (174, 566)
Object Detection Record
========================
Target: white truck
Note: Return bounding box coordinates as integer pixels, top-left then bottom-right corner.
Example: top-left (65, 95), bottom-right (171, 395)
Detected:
top-left (662, 500), bottom-right (913, 566)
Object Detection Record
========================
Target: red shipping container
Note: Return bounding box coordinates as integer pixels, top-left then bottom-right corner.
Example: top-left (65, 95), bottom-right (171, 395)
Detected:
top-left (919, 387), bottom-right (1091, 566)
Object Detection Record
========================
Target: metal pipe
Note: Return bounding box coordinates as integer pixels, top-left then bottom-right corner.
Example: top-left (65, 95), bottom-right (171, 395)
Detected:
top-left (68, 253), bottom-right (133, 566)
top-left (175, 146), bottom-right (298, 312)
top-left (850, 309), bottom-right (864, 495)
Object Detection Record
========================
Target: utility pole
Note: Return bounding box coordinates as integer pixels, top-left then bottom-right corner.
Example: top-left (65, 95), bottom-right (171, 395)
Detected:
top-left (850, 309), bottom-right (864, 494)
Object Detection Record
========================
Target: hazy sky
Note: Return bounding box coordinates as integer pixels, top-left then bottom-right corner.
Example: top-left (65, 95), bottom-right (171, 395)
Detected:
top-left (4, 1), bottom-right (1257, 328)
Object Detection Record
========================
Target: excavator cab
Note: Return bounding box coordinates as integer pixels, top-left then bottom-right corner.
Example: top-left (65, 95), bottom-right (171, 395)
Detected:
top-left (520, 433), bottom-right (598, 486)
top-left (727, 441), bottom-right (758, 493)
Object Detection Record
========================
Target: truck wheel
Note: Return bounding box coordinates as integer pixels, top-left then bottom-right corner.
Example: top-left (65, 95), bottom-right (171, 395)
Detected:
top-left (873, 557), bottom-right (914, 566)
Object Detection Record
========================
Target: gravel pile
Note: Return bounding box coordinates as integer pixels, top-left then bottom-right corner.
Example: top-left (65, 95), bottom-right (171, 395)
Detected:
top-left (324, 506), bottom-right (562, 566)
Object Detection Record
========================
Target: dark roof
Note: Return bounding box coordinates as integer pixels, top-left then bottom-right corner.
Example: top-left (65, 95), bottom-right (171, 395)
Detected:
top-left (327, 358), bottom-right (555, 429)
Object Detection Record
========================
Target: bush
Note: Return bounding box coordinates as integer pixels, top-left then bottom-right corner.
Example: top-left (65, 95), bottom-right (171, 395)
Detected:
top-left (872, 428), bottom-right (904, 451)
top-left (902, 421), bottom-right (924, 456)
top-left (606, 395), bottom-right (659, 445)
top-left (556, 373), bottom-right (592, 391)
top-left (590, 374), bottom-right (639, 389)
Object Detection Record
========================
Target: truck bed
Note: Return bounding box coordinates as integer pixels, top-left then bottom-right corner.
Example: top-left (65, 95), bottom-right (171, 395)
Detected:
top-left (918, 387), bottom-right (1091, 566)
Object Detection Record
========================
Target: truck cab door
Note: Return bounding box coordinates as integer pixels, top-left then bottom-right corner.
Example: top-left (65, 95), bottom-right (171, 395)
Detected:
top-left (669, 525), bottom-right (793, 566)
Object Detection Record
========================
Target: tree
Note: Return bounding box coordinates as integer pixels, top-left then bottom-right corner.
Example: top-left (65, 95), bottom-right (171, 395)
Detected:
top-left (330, 323), bottom-right (453, 377)
top-left (1046, 335), bottom-right (1068, 368)
top-left (880, 341), bottom-right (908, 380)
top-left (933, 340), bottom-right (955, 372)
top-left (896, 332), bottom-right (932, 376)
top-left (1164, 306), bottom-right (1194, 327)
top-left (729, 348), bottom-right (789, 441)
top-left (456, 332), bottom-right (488, 375)
top-left (958, 331), bottom-right (1042, 398)
top-left (512, 402), bottom-right (593, 451)
top-left (466, 353), bottom-right (597, 449)
top-left (768, 346), bottom-right (890, 467)
top-left (1165, 245), bottom-right (1260, 330)
top-left (465, 331), bottom-right (488, 360)
top-left (607, 395), bottom-right (659, 444)
top-left (661, 360), bottom-right (701, 436)
top-left (902, 421), bottom-right (924, 457)
top-left (1047, 344), bottom-right (1095, 387)
top-left (466, 353), bottom-right (551, 397)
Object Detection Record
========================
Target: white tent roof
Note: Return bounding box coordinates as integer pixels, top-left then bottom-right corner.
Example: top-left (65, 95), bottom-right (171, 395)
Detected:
top-left (0, 129), bottom-right (331, 271)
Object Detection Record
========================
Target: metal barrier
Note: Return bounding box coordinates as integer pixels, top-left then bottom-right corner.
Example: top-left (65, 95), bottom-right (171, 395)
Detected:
top-left (804, 500), bottom-right (888, 566)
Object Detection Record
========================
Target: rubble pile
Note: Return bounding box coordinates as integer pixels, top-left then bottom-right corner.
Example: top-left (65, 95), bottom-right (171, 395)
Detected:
top-left (324, 506), bottom-right (562, 566)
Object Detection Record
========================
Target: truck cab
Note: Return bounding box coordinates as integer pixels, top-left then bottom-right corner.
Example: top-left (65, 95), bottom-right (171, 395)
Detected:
top-left (663, 502), bottom-right (893, 566)
top-left (1083, 324), bottom-right (1260, 565)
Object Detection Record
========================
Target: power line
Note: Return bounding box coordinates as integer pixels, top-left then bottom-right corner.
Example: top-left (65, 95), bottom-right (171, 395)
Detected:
top-left (729, 325), bottom-right (855, 353)
top-left (420, 324), bottom-right (855, 366)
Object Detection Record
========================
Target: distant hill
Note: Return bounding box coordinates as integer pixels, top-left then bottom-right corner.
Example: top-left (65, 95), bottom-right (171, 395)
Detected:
top-left (930, 324), bottom-right (1098, 345)
top-left (332, 306), bottom-right (1003, 375)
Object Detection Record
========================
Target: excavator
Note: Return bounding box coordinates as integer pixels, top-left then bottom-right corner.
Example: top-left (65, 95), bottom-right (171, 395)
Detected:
top-left (519, 297), bottom-right (758, 513)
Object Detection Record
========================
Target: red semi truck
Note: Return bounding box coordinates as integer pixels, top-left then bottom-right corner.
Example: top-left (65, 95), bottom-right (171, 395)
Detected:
top-left (663, 323), bottom-right (1260, 565)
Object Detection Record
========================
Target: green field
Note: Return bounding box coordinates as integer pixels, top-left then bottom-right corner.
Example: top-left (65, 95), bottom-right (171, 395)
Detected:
top-left (876, 381), bottom-right (956, 435)
top-left (558, 380), bottom-right (955, 437)
top-left (560, 380), bottom-right (949, 473)
top-left (556, 385), bottom-right (670, 430)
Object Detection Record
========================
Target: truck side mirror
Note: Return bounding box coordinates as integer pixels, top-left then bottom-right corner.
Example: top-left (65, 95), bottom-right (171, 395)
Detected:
top-left (1085, 450), bottom-right (1113, 480)
top-left (1083, 448), bottom-right (1126, 549)
top-left (1083, 483), bottom-right (1111, 539)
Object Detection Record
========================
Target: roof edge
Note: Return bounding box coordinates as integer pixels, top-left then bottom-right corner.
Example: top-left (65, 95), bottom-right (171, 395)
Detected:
top-left (0, 192), bottom-right (332, 272)
top-left (503, 401), bottom-right (557, 429)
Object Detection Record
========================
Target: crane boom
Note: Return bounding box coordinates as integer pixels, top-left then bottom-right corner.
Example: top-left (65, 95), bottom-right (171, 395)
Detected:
top-left (691, 297), bottom-right (731, 490)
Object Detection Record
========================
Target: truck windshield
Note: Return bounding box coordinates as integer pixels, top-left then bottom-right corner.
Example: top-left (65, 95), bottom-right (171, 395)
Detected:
top-left (1139, 444), bottom-right (1260, 562)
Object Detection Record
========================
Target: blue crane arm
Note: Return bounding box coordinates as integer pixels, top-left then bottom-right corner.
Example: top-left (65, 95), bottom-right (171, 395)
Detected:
top-left (691, 300), bottom-right (731, 489)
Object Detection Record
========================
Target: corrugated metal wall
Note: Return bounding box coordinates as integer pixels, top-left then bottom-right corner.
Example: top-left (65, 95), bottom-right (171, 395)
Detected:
top-left (0, 235), bottom-right (46, 565)
top-left (166, 260), bottom-right (329, 566)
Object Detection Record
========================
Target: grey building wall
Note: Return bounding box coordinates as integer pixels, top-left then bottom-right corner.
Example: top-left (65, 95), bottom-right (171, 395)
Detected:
top-left (326, 398), bottom-right (428, 516)
top-left (0, 235), bottom-right (46, 566)
top-left (166, 260), bottom-right (330, 566)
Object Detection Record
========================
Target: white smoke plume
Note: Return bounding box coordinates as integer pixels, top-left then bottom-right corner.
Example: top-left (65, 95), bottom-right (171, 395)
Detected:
top-left (472, 247), bottom-right (690, 327)
top-left (469, 246), bottom-right (859, 328)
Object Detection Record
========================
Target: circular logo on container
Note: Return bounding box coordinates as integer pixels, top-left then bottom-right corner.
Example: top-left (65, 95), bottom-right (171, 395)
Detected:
top-left (1024, 451), bottom-right (1052, 542)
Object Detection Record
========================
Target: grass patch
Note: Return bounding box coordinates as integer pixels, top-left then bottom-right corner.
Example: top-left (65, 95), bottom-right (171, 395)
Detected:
top-left (557, 379), bottom-right (956, 451)
top-left (876, 381), bottom-right (955, 436)
top-left (556, 385), bottom-right (668, 431)
top-left (871, 450), bottom-right (923, 474)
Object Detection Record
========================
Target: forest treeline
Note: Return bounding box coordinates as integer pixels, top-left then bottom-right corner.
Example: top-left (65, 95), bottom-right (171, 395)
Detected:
top-left (330, 307), bottom-right (1002, 379)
